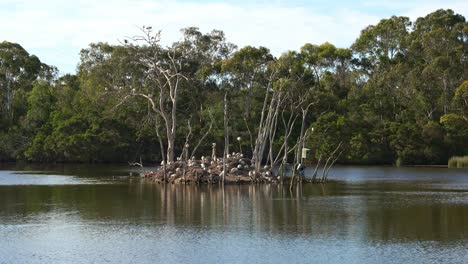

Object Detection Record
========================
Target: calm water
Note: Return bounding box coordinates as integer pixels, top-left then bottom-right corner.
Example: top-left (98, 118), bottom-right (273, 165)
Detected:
top-left (0, 164), bottom-right (467, 264)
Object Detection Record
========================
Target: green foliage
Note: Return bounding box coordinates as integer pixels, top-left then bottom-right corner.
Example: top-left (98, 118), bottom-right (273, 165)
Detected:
top-left (0, 10), bottom-right (466, 165)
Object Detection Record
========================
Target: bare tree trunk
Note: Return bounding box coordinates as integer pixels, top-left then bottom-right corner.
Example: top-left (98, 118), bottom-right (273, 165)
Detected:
top-left (324, 149), bottom-right (343, 182)
top-left (223, 91), bottom-right (229, 184)
top-left (252, 91), bottom-right (283, 178)
top-left (277, 111), bottom-right (297, 183)
top-left (190, 111), bottom-right (214, 158)
top-left (166, 133), bottom-right (175, 163)
top-left (311, 154), bottom-right (322, 183)
top-left (252, 83), bottom-right (271, 161)
top-left (154, 118), bottom-right (167, 182)
top-left (179, 119), bottom-right (192, 161)
top-left (295, 104), bottom-right (313, 165)
top-left (320, 142), bottom-right (342, 183)
top-left (267, 100), bottom-right (280, 168)
top-left (121, 29), bottom-right (188, 164)
top-left (243, 118), bottom-right (254, 155)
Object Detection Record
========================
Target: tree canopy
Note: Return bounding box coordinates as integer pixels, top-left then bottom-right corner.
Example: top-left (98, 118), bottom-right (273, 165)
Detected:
top-left (0, 9), bottom-right (466, 165)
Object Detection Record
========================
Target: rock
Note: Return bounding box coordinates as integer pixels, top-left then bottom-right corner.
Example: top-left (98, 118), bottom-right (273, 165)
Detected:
top-left (237, 164), bottom-right (243, 170)
top-left (230, 168), bottom-right (238, 174)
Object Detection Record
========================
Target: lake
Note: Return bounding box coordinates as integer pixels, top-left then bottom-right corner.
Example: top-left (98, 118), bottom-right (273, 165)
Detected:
top-left (0, 164), bottom-right (467, 263)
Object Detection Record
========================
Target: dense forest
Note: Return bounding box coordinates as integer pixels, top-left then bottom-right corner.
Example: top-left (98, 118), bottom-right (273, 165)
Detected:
top-left (0, 9), bottom-right (467, 165)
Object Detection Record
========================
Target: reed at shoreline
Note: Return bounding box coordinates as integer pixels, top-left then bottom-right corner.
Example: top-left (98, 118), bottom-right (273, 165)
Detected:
top-left (448, 156), bottom-right (468, 168)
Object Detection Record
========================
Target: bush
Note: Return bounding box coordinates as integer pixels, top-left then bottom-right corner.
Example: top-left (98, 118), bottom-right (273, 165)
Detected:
top-left (448, 156), bottom-right (468, 168)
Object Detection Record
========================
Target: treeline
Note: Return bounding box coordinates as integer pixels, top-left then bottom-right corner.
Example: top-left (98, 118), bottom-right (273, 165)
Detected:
top-left (0, 9), bottom-right (467, 165)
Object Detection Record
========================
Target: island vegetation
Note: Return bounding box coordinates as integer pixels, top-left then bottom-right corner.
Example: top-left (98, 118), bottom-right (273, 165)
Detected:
top-left (0, 9), bottom-right (467, 181)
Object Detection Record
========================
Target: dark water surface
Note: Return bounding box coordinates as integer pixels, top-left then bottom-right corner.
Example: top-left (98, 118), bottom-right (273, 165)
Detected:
top-left (0, 164), bottom-right (467, 263)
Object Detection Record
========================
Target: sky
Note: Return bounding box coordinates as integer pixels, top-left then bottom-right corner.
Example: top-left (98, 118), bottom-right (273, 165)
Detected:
top-left (1, 0), bottom-right (467, 75)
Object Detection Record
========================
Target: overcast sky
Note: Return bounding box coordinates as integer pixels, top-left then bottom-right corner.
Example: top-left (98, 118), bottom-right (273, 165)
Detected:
top-left (1, 0), bottom-right (467, 75)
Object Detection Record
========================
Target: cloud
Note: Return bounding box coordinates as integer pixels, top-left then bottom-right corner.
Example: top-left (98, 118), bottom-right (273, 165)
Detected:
top-left (1, 0), bottom-right (466, 74)
top-left (362, 0), bottom-right (468, 18)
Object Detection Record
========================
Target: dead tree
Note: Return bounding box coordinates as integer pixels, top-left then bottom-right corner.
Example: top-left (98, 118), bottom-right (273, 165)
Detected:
top-left (223, 91), bottom-right (229, 183)
top-left (178, 119), bottom-right (192, 161)
top-left (190, 110), bottom-right (214, 158)
top-left (116, 26), bottom-right (188, 163)
top-left (252, 88), bottom-right (283, 178)
top-left (275, 110), bottom-right (298, 182)
top-left (319, 142), bottom-right (343, 183)
top-left (311, 154), bottom-right (322, 183)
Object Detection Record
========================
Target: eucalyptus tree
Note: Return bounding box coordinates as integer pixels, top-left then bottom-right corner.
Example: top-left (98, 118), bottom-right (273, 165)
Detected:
top-left (171, 27), bottom-right (236, 158)
top-left (408, 9), bottom-right (467, 117)
top-left (352, 16), bottom-right (411, 121)
top-left (0, 41), bottom-right (56, 122)
top-left (221, 46), bottom-right (274, 154)
top-left (0, 42), bottom-right (56, 161)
